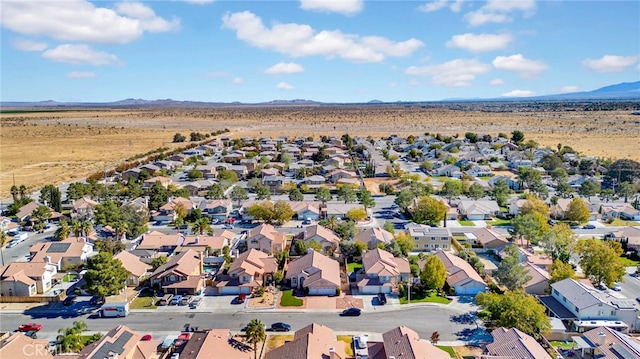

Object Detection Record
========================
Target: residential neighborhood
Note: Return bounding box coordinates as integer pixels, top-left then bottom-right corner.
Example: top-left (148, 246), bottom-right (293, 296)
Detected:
top-left (1, 131), bottom-right (640, 359)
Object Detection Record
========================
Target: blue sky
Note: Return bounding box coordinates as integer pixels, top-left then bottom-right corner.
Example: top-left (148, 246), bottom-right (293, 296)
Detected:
top-left (1, 0), bottom-right (639, 103)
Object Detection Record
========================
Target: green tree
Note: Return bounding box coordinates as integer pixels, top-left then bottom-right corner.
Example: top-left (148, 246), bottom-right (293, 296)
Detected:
top-left (520, 196), bottom-right (549, 217)
top-left (40, 184), bottom-right (62, 212)
top-left (494, 245), bottom-right (532, 291)
top-left (419, 160), bottom-right (434, 172)
top-left (607, 159), bottom-right (640, 184)
top-left (565, 198), bottom-right (590, 223)
top-left (542, 223), bottom-right (577, 263)
top-left (173, 133), bottom-right (186, 142)
top-left (394, 189), bottom-right (416, 210)
top-left (151, 256), bottom-right (168, 270)
top-left (206, 183), bottom-right (226, 199)
top-left (336, 184), bottom-right (358, 203)
top-left (83, 252), bottom-right (129, 301)
top-left (440, 180), bottom-right (462, 203)
top-left (315, 186), bottom-right (332, 204)
top-left (394, 232), bottom-right (416, 257)
top-left (383, 221), bottom-right (395, 234)
top-left (335, 220), bottom-right (358, 240)
top-left (255, 185), bottom-right (271, 200)
top-left (386, 163), bottom-right (404, 178)
top-left (550, 259), bottom-right (576, 284)
top-left (358, 189), bottom-right (376, 211)
top-left (246, 201), bottom-right (275, 223)
top-left (273, 200), bottom-right (294, 225)
top-left (412, 196), bottom-right (446, 226)
top-left (94, 200), bottom-right (123, 226)
top-left (579, 181), bottom-right (600, 197)
top-left (617, 181), bottom-right (637, 203)
top-left (288, 188), bottom-right (304, 201)
top-left (148, 181), bottom-right (169, 211)
top-left (244, 318), bottom-right (266, 359)
top-left (491, 179), bottom-right (512, 207)
top-left (57, 320), bottom-right (92, 353)
top-left (120, 204), bottom-right (148, 239)
top-left (419, 255), bottom-right (447, 291)
top-left (229, 186), bottom-right (249, 207)
top-left (94, 237), bottom-right (126, 255)
top-left (576, 239), bottom-right (626, 287)
top-left (54, 220), bottom-right (71, 241)
top-left (467, 182), bottom-right (485, 200)
top-left (511, 130), bottom-right (525, 145)
top-left (192, 217), bottom-right (213, 235)
top-left (510, 212), bottom-right (549, 246)
top-left (346, 207), bottom-right (368, 221)
top-left (550, 167), bottom-right (568, 182)
top-left (339, 241), bottom-right (368, 261)
top-left (475, 290), bottom-right (550, 338)
top-left (187, 169), bottom-right (204, 180)
top-left (31, 205), bottom-right (52, 230)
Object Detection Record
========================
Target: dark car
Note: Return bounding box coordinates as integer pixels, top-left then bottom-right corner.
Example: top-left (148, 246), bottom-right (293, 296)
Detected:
top-left (89, 296), bottom-right (104, 306)
top-left (377, 292), bottom-right (387, 305)
top-left (24, 330), bottom-right (38, 339)
top-left (62, 295), bottom-right (77, 306)
top-left (270, 322), bottom-right (291, 332)
top-left (583, 224), bottom-right (596, 229)
top-left (547, 219), bottom-right (557, 226)
top-left (340, 307), bottom-right (361, 317)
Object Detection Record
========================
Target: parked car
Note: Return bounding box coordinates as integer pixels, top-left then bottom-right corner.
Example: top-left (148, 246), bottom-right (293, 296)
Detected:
top-left (158, 294), bottom-right (173, 306)
top-left (211, 219), bottom-right (220, 225)
top-left (270, 322), bottom-right (291, 332)
top-left (223, 224), bottom-right (234, 229)
top-left (583, 224), bottom-right (596, 229)
top-left (89, 296), bottom-right (104, 306)
top-left (141, 334), bottom-right (152, 341)
top-left (170, 295), bottom-right (183, 305)
top-left (62, 295), bottom-right (77, 306)
top-left (180, 295), bottom-right (192, 306)
top-left (6, 241), bottom-right (18, 248)
top-left (189, 297), bottom-right (202, 309)
top-left (24, 330), bottom-right (38, 339)
top-left (377, 292), bottom-right (387, 305)
top-left (340, 307), bottom-right (361, 317)
top-left (611, 283), bottom-right (622, 291)
top-left (18, 323), bottom-right (42, 332)
top-left (547, 219), bottom-right (557, 226)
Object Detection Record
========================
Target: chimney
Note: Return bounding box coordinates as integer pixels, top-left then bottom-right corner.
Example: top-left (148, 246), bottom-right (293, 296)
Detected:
top-left (597, 332), bottom-right (606, 346)
top-left (195, 236), bottom-right (199, 244)
top-left (43, 256), bottom-right (51, 264)
top-left (329, 347), bottom-right (335, 359)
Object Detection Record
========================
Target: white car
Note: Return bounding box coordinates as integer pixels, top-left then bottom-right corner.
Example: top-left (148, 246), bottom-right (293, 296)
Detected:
top-left (6, 241), bottom-right (18, 248)
top-left (611, 283), bottom-right (622, 291)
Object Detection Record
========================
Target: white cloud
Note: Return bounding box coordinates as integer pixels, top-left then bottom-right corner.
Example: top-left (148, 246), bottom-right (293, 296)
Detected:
top-left (67, 71), bottom-right (96, 78)
top-left (12, 38), bottom-right (48, 51)
top-left (232, 77), bottom-right (244, 84)
top-left (446, 33), bottom-right (512, 52)
top-left (42, 44), bottom-right (120, 66)
top-left (299, 0), bottom-right (363, 15)
top-left (0, 0), bottom-right (179, 45)
top-left (560, 85), bottom-right (579, 93)
top-left (493, 54), bottom-right (547, 77)
top-left (264, 62), bottom-right (305, 75)
top-left (277, 82), bottom-right (295, 90)
top-left (221, 11), bottom-right (423, 63)
top-left (419, 0), bottom-right (464, 13)
top-left (503, 89), bottom-right (535, 97)
top-left (489, 78), bottom-right (504, 86)
top-left (465, 0), bottom-right (536, 26)
top-left (582, 55), bottom-right (639, 73)
top-left (405, 58), bottom-right (491, 87)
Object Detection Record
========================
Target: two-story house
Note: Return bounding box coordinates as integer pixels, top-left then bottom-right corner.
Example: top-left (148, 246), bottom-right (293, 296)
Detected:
top-left (215, 249), bottom-right (278, 295)
top-left (357, 248), bottom-right (410, 294)
top-left (405, 223), bottom-right (452, 252)
top-left (296, 224), bottom-right (341, 253)
top-left (286, 250), bottom-right (340, 296)
top-left (30, 238), bottom-right (94, 271)
top-left (148, 249), bottom-right (203, 295)
top-left (430, 250), bottom-right (487, 295)
top-left (0, 261), bottom-right (57, 296)
top-left (246, 224), bottom-right (286, 254)
top-left (198, 199), bottom-right (233, 222)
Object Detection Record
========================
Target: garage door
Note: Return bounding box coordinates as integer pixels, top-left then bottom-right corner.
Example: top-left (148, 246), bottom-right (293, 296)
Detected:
top-left (309, 287), bottom-right (335, 296)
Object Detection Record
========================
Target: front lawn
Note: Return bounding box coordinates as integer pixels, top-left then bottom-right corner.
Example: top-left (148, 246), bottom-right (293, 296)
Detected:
top-left (458, 220), bottom-right (475, 226)
top-left (619, 256), bottom-right (640, 267)
top-left (347, 262), bottom-right (362, 273)
top-left (62, 274), bottom-right (78, 282)
top-left (279, 290), bottom-right (303, 307)
top-left (130, 290), bottom-right (157, 309)
top-left (266, 335), bottom-right (294, 351)
top-left (486, 218), bottom-right (511, 226)
top-left (399, 291), bottom-right (451, 305)
top-left (436, 346), bottom-right (455, 357)
top-left (606, 219), bottom-right (640, 227)
top-left (336, 335), bottom-right (354, 357)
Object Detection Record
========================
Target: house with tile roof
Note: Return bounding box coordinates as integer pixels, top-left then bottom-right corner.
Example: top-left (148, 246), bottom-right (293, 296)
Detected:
top-left (148, 249), bottom-right (203, 295)
top-left (429, 250), bottom-right (487, 296)
top-left (353, 227), bottom-right (395, 249)
top-left (288, 201), bottom-right (321, 221)
top-left (522, 262), bottom-right (550, 295)
top-left (136, 231), bottom-right (187, 253)
top-left (458, 199), bottom-right (500, 220)
top-left (246, 224), bottom-right (286, 254)
top-left (114, 251), bottom-right (151, 287)
top-left (29, 238), bottom-right (94, 271)
top-left (470, 227), bottom-right (509, 251)
top-left (265, 323), bottom-right (347, 359)
top-left (296, 224), bottom-right (341, 253)
top-left (405, 223), bottom-right (452, 252)
top-left (366, 326), bottom-right (451, 359)
top-left (480, 327), bottom-right (552, 359)
top-left (286, 250), bottom-right (341, 296)
top-left (198, 199), bottom-right (233, 222)
top-left (0, 261), bottom-right (57, 296)
top-left (71, 325), bottom-right (160, 359)
top-left (357, 248), bottom-right (410, 294)
top-left (215, 249), bottom-right (278, 295)
top-left (71, 197), bottom-right (100, 220)
top-left (607, 226), bottom-right (640, 251)
top-left (178, 329), bottom-right (252, 359)
top-left (174, 234), bottom-right (231, 256)
top-left (0, 332), bottom-right (53, 359)
top-left (571, 326), bottom-right (640, 359)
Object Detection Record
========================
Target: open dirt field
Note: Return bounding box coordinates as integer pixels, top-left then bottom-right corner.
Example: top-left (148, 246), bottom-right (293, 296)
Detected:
top-left (1, 105), bottom-right (639, 199)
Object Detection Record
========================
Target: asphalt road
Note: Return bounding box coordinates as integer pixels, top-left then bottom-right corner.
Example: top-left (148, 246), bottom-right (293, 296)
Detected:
top-left (0, 305), bottom-right (489, 343)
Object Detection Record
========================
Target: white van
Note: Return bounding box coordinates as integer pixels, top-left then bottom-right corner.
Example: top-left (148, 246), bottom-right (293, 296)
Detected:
top-left (100, 303), bottom-right (129, 317)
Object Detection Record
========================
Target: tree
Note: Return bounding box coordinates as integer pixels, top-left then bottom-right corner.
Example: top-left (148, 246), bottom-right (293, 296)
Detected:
top-left (255, 185), bottom-right (271, 200)
top-left (31, 205), bottom-right (52, 230)
top-left (386, 163), bottom-right (404, 178)
top-left (272, 200), bottom-right (294, 225)
top-left (419, 160), bottom-right (434, 172)
top-left (336, 184), bottom-right (358, 203)
top-left (579, 181), bottom-right (600, 197)
top-left (40, 184), bottom-right (62, 212)
top-left (520, 196), bottom-right (549, 217)
top-left (339, 241), bottom-right (367, 261)
top-left (440, 180), bottom-right (462, 203)
top-left (607, 159), bottom-right (640, 184)
top-left (394, 189), bottom-right (416, 210)
top-left (335, 220), bottom-right (358, 240)
top-left (565, 198), bottom-right (590, 223)
top-left (511, 130), bottom-right (525, 145)
top-left (550, 167), bottom-right (568, 182)
top-left (510, 212), bottom-right (549, 246)
top-left (467, 182), bottom-right (485, 200)
top-left (540, 153), bottom-right (564, 171)
top-left (617, 181), bottom-right (637, 203)
top-left (192, 217), bottom-right (213, 235)
top-left (151, 256), bottom-right (168, 270)
top-left (542, 223), bottom-right (577, 263)
top-left (383, 221), bottom-right (395, 234)
top-left (173, 133), bottom-right (186, 142)
top-left (83, 252), bottom-right (129, 300)
top-left (247, 201), bottom-right (275, 223)
top-left (550, 259), bottom-right (576, 284)
top-left (288, 188), bottom-right (304, 201)
top-left (393, 232), bottom-right (415, 257)
top-left (148, 181), bottom-right (169, 211)
top-left (346, 207), bottom-right (367, 221)
top-left (419, 255), bottom-right (447, 291)
top-left (517, 167), bottom-right (544, 194)
top-left (229, 186), bottom-right (249, 207)
top-left (54, 220), bottom-right (71, 241)
top-left (244, 318), bottom-right (267, 359)
top-left (206, 184), bottom-right (226, 199)
top-left (315, 186), bottom-right (332, 204)
top-left (475, 290), bottom-right (550, 338)
top-left (94, 237), bottom-right (126, 255)
top-left (120, 204), bottom-right (148, 239)
top-left (494, 245), bottom-right (532, 291)
top-left (491, 179), bottom-right (512, 207)
top-left (576, 239), bottom-right (626, 287)
top-left (57, 320), bottom-right (95, 353)
top-left (412, 196), bottom-right (446, 226)
top-left (357, 189), bottom-right (376, 211)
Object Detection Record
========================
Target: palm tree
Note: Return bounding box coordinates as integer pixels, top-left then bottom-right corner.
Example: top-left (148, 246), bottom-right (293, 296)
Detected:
top-left (10, 185), bottom-right (19, 201)
top-left (18, 184), bottom-right (27, 199)
top-left (191, 218), bottom-right (213, 235)
top-left (80, 220), bottom-right (93, 237)
top-left (244, 319), bottom-right (266, 359)
top-left (54, 221), bottom-right (71, 241)
top-left (325, 215), bottom-right (338, 230)
top-left (70, 220), bottom-right (82, 238)
top-left (113, 221), bottom-right (128, 240)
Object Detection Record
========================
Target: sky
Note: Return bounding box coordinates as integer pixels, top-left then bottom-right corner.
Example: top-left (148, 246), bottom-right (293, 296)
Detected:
top-left (1, 0), bottom-right (639, 103)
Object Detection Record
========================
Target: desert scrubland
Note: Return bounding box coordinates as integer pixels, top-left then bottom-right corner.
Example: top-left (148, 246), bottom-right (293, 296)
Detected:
top-left (1, 104), bottom-right (639, 199)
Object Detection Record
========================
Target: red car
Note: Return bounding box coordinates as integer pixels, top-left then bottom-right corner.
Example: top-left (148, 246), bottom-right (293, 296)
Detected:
top-left (18, 323), bottom-right (42, 332)
top-left (141, 334), bottom-right (152, 341)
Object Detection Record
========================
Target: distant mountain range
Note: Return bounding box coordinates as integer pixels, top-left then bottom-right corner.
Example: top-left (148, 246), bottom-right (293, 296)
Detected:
top-left (2, 81), bottom-right (638, 108)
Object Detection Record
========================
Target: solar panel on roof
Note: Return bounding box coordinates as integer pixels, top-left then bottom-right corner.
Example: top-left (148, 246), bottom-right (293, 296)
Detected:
top-left (90, 331), bottom-right (133, 359)
top-left (47, 243), bottom-right (71, 253)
